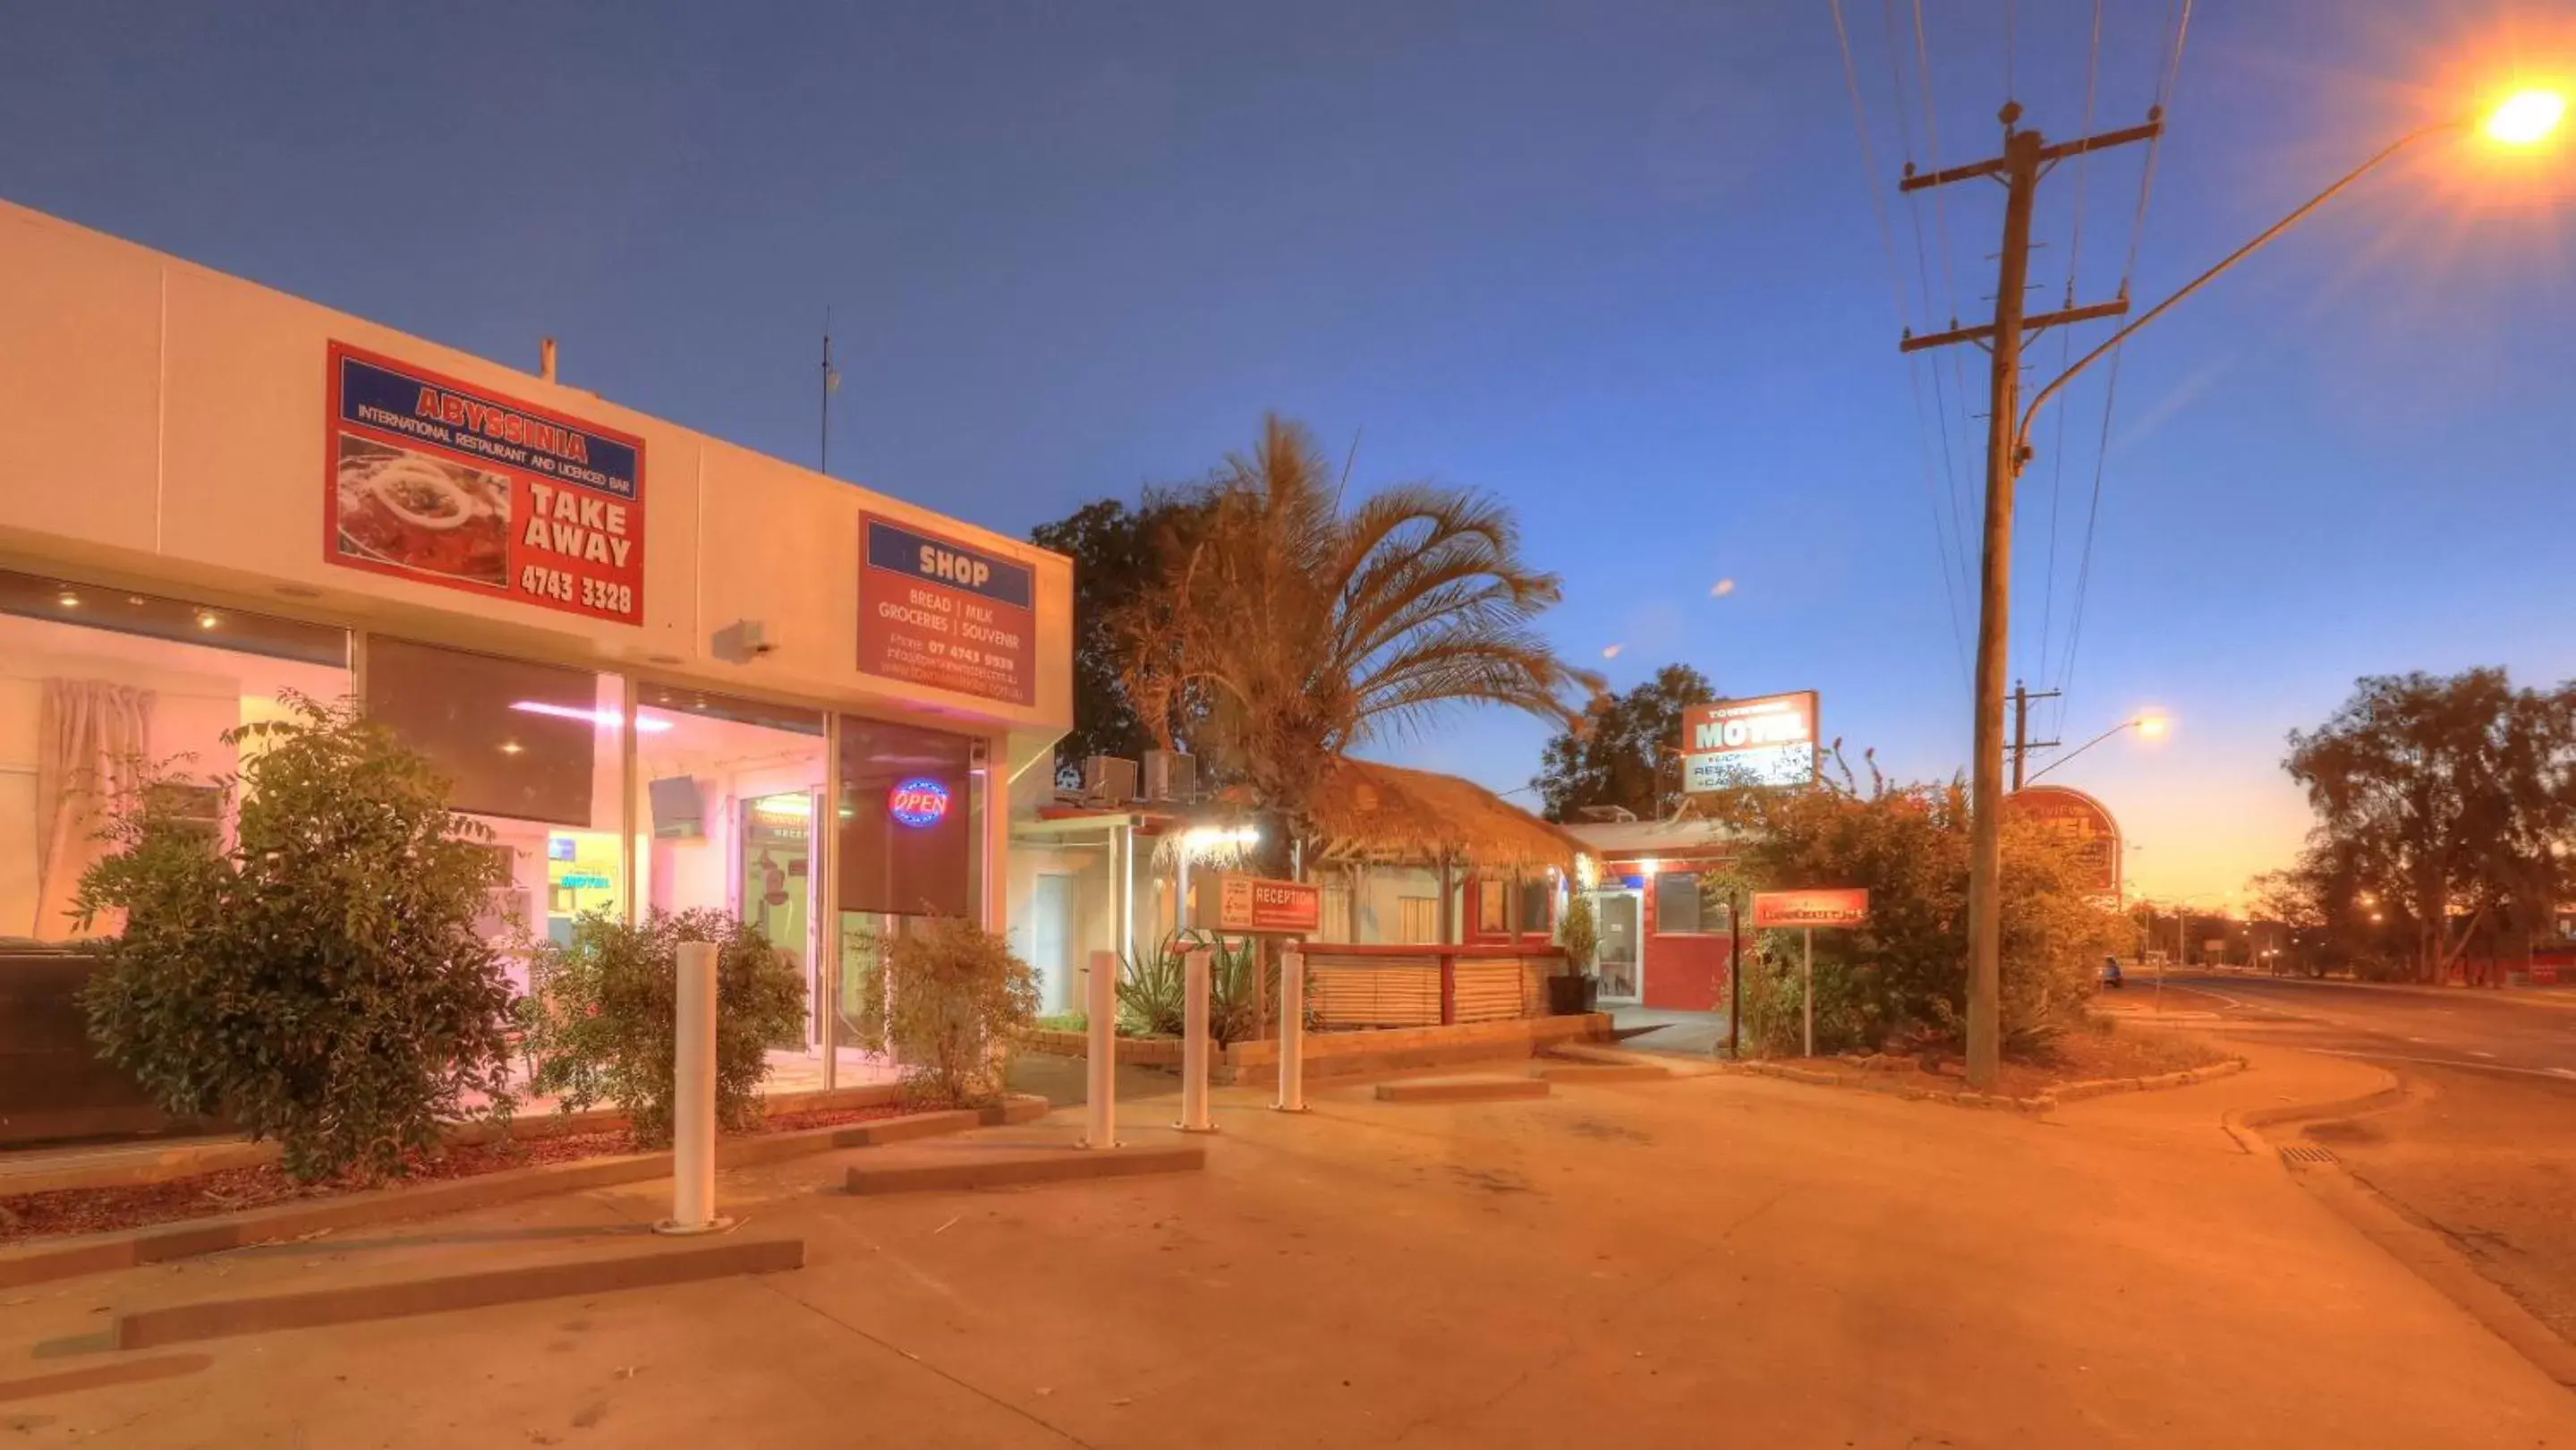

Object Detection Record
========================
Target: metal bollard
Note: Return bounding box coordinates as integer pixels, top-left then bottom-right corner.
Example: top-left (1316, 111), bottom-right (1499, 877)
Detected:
top-left (1177, 947), bottom-right (1215, 1132)
top-left (657, 940), bottom-right (730, 1234)
top-left (1275, 947), bottom-right (1308, 1113)
top-left (1082, 949), bottom-right (1118, 1147)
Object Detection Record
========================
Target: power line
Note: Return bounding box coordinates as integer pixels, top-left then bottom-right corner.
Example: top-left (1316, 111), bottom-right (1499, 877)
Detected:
top-left (2033, 0), bottom-right (2106, 707)
top-left (2053, 0), bottom-right (2195, 727)
top-left (1895, 0), bottom-right (1983, 599)
top-left (1828, 0), bottom-right (1973, 687)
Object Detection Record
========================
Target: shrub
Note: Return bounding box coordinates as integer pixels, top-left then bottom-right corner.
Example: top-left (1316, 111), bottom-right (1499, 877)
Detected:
top-left (860, 916), bottom-right (1038, 1105)
top-left (518, 908), bottom-right (807, 1147)
top-left (75, 694), bottom-right (517, 1184)
top-left (1703, 770), bottom-right (2126, 1058)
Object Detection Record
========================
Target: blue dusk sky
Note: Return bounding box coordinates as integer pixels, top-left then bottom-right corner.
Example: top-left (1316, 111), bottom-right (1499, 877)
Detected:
top-left (4, 2), bottom-right (2570, 900)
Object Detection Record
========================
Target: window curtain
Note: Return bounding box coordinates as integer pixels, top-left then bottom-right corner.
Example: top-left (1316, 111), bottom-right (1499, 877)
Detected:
top-left (31, 678), bottom-right (154, 941)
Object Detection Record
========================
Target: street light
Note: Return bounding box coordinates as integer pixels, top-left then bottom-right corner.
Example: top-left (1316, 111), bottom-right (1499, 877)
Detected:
top-left (1957, 79), bottom-right (2566, 1090)
top-left (2022, 712), bottom-right (2171, 787)
top-left (2487, 88), bottom-right (2568, 147)
top-left (2015, 86), bottom-right (2566, 451)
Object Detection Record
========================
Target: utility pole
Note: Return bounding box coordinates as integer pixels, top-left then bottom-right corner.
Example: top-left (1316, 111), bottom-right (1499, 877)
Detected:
top-left (1900, 103), bottom-right (2160, 1089)
top-left (2009, 679), bottom-right (2061, 791)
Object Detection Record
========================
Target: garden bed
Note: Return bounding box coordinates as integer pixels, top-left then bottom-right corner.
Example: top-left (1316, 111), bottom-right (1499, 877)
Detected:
top-left (0, 1103), bottom-right (910, 1245)
top-left (1741, 1020), bottom-right (2240, 1107)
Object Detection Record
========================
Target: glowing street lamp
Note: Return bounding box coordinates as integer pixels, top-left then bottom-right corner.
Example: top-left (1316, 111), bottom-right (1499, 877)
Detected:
top-left (2485, 88), bottom-right (2568, 148)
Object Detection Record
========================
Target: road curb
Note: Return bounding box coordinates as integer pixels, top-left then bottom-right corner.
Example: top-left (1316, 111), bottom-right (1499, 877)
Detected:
top-left (2229, 1071), bottom-right (2576, 1389)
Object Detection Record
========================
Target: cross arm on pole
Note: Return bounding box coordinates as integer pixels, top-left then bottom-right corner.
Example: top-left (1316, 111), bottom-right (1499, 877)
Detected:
top-left (1901, 297), bottom-right (2130, 353)
top-left (1899, 118), bottom-right (2163, 192)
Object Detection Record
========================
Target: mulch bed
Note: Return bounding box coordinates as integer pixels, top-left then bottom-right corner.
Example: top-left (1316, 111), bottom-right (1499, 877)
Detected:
top-left (1790, 1020), bottom-right (2236, 1102)
top-left (0, 1102), bottom-right (914, 1246)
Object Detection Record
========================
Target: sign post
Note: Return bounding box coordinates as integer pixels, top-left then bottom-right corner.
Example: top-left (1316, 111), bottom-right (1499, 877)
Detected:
top-left (1750, 890), bottom-right (1871, 1059)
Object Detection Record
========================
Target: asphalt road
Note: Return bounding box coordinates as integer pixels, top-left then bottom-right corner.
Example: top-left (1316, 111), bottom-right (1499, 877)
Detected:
top-left (2164, 971), bottom-right (2576, 1348)
top-left (2165, 971), bottom-right (2576, 1079)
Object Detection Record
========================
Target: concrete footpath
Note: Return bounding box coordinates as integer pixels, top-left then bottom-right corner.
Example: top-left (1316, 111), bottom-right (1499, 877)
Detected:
top-left (0, 1045), bottom-right (2570, 1447)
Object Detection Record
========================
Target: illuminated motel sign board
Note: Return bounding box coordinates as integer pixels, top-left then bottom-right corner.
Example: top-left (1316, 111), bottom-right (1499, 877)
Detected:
top-left (1682, 691), bottom-right (1820, 791)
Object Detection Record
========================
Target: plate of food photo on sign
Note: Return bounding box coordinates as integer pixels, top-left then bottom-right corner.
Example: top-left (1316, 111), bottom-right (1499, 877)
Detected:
top-left (333, 433), bottom-right (512, 587)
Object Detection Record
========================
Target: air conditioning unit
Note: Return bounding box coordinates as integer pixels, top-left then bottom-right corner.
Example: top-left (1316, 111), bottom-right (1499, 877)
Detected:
top-left (1143, 749), bottom-right (1197, 804)
top-left (1082, 755), bottom-right (1139, 806)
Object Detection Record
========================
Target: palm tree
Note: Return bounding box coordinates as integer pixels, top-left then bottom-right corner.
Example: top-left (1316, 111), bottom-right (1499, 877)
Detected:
top-left (1115, 414), bottom-right (1599, 856)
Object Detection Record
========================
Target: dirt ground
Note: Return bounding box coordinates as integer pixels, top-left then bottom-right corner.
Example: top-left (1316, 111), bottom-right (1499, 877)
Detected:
top-left (2, 1046), bottom-right (2570, 1448)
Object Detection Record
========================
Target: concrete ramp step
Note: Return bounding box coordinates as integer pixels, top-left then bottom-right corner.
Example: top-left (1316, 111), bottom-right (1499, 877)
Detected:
top-left (846, 1142), bottom-right (1203, 1195)
top-left (1373, 1077), bottom-right (1553, 1105)
top-left (1532, 1062), bottom-right (1671, 1083)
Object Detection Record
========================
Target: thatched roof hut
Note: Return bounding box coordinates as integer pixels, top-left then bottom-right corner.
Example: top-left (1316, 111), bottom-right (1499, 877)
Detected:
top-left (1303, 758), bottom-right (1588, 872)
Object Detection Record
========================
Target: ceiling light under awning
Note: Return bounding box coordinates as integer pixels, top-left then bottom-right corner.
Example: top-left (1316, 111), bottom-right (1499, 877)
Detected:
top-left (510, 701), bottom-right (673, 733)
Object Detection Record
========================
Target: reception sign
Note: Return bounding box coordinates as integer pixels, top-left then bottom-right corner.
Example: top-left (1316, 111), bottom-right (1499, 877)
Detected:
top-left (326, 343), bottom-right (646, 625)
top-left (1194, 873), bottom-right (1323, 935)
top-left (858, 515), bottom-right (1036, 705)
top-left (1750, 888), bottom-right (1870, 929)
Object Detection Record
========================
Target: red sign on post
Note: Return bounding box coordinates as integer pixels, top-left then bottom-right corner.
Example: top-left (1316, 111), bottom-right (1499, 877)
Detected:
top-left (1194, 874), bottom-right (1322, 935)
top-left (1750, 888), bottom-right (1870, 929)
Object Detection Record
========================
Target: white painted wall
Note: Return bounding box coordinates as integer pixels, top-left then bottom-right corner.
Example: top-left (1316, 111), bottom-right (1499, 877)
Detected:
top-left (0, 198), bottom-right (1073, 740)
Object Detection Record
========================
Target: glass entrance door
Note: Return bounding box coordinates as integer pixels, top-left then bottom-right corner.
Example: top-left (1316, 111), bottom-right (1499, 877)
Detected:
top-left (1594, 890), bottom-right (1643, 1002)
top-left (741, 791), bottom-right (815, 1049)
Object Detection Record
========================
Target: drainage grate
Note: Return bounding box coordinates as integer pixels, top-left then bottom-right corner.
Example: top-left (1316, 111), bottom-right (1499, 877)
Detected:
top-left (2279, 1144), bottom-right (2338, 1167)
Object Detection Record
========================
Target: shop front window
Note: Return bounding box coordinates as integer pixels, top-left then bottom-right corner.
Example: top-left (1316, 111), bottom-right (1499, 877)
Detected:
top-left (362, 638), bottom-right (626, 983)
top-left (0, 570), bottom-right (349, 943)
top-left (633, 685), bottom-right (826, 1050)
top-left (835, 715), bottom-right (983, 1052)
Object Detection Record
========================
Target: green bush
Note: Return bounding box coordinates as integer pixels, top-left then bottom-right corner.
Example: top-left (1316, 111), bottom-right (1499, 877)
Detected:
top-left (518, 908), bottom-right (807, 1147)
top-left (1703, 773), bottom-right (2126, 1059)
top-left (859, 916), bottom-right (1038, 1105)
top-left (75, 694), bottom-right (517, 1184)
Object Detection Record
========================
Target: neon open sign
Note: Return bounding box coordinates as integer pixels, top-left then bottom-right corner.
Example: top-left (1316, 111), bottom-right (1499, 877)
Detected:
top-left (888, 777), bottom-right (950, 828)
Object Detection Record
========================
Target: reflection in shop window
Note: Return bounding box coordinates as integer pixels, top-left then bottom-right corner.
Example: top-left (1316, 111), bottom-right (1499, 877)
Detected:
top-left (361, 638), bottom-right (625, 980)
top-left (0, 571), bottom-right (348, 942)
top-left (632, 685), bottom-right (826, 1052)
top-left (835, 716), bottom-right (983, 1053)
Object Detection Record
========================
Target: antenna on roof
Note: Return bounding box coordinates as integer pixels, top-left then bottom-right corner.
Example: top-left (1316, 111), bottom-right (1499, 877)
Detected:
top-left (818, 308), bottom-right (840, 476)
